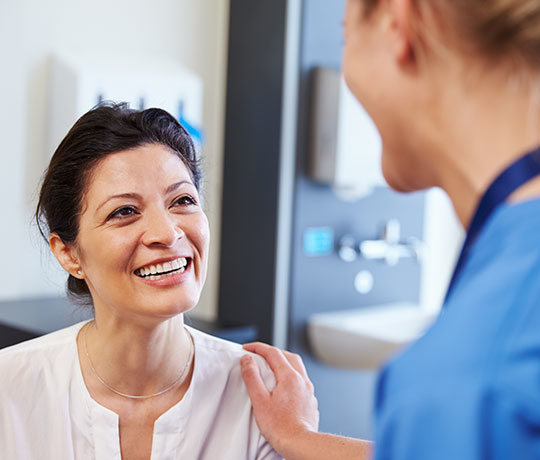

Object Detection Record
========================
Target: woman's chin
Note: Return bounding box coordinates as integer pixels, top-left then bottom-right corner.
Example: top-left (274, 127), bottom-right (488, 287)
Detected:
top-left (155, 298), bottom-right (198, 317)
top-left (126, 295), bottom-right (199, 321)
top-left (135, 306), bottom-right (195, 323)
top-left (128, 275), bottom-right (203, 319)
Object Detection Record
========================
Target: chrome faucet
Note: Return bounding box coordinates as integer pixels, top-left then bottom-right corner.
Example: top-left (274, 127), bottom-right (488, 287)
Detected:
top-left (338, 219), bottom-right (423, 265)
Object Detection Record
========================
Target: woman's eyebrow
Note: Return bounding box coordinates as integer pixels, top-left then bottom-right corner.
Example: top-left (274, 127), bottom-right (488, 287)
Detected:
top-left (165, 180), bottom-right (192, 194)
top-left (96, 193), bottom-right (141, 213)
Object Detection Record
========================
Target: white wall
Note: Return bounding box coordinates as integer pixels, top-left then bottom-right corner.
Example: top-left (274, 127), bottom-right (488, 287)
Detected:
top-left (421, 188), bottom-right (464, 313)
top-left (0, 0), bottom-right (229, 320)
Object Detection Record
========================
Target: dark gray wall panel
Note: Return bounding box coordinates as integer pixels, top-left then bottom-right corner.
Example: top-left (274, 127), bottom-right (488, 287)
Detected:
top-left (218, 0), bottom-right (288, 342)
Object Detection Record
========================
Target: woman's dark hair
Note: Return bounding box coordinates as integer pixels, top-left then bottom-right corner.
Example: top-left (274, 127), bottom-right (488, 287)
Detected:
top-left (35, 102), bottom-right (201, 304)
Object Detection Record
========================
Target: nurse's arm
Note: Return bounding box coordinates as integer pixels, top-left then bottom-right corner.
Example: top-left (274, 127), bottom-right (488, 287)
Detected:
top-left (241, 342), bottom-right (373, 460)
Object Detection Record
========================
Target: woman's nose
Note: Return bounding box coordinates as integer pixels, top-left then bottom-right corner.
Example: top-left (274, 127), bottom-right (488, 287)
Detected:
top-left (141, 209), bottom-right (184, 247)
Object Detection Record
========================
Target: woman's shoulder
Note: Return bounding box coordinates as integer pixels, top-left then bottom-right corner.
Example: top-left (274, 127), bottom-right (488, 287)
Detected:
top-left (186, 325), bottom-right (245, 354)
top-left (0, 320), bottom-right (88, 370)
top-left (186, 326), bottom-right (276, 390)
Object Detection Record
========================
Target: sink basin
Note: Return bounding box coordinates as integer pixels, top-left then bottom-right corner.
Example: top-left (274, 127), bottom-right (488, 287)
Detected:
top-left (308, 302), bottom-right (437, 370)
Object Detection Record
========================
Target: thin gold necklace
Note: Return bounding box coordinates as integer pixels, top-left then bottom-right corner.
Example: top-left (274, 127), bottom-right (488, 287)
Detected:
top-left (83, 321), bottom-right (193, 400)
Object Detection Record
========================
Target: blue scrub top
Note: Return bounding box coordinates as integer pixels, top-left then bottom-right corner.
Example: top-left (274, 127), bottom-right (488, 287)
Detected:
top-left (374, 198), bottom-right (540, 460)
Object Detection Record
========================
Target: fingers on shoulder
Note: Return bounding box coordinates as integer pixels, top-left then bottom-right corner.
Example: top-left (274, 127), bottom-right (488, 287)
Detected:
top-left (240, 352), bottom-right (279, 402)
top-left (282, 350), bottom-right (308, 375)
top-left (243, 342), bottom-right (314, 392)
top-left (240, 354), bottom-right (261, 379)
top-left (242, 342), bottom-right (282, 360)
top-left (243, 342), bottom-right (292, 374)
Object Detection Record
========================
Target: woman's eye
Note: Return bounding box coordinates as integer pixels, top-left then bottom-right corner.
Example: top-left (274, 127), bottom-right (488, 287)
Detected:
top-left (108, 206), bottom-right (137, 220)
top-left (173, 195), bottom-right (197, 207)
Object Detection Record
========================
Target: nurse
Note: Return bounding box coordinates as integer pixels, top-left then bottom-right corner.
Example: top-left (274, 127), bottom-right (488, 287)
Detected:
top-left (241, 0), bottom-right (540, 459)
top-left (0, 103), bottom-right (281, 460)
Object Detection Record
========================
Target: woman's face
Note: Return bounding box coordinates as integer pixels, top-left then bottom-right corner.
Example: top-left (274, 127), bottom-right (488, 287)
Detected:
top-left (74, 144), bottom-right (209, 322)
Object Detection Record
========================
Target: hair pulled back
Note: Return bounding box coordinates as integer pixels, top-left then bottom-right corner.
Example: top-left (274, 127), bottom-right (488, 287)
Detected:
top-left (36, 102), bottom-right (201, 304)
top-left (360, 0), bottom-right (540, 68)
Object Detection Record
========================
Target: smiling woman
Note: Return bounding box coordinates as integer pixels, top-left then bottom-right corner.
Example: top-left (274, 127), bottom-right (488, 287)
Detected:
top-left (0, 103), bottom-right (281, 460)
top-left (52, 143), bottom-right (209, 322)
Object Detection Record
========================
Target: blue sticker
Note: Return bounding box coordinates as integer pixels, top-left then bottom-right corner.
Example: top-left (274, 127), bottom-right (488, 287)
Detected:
top-left (179, 114), bottom-right (204, 144)
top-left (303, 227), bottom-right (334, 256)
top-left (178, 100), bottom-right (204, 143)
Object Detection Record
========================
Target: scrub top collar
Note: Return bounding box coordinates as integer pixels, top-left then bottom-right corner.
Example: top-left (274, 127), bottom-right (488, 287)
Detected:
top-left (445, 146), bottom-right (540, 304)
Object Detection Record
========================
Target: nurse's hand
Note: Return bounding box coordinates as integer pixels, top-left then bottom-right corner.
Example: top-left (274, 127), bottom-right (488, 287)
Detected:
top-left (241, 342), bottom-right (373, 460)
top-left (240, 342), bottom-right (320, 456)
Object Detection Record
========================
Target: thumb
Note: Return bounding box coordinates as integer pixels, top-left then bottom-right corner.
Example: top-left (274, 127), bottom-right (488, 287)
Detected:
top-left (241, 355), bottom-right (271, 409)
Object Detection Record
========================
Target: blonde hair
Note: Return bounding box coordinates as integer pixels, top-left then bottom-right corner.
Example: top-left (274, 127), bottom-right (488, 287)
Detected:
top-left (361, 0), bottom-right (540, 68)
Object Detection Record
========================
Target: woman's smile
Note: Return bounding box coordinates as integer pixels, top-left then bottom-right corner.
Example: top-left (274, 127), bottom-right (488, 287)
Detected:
top-left (134, 256), bottom-right (190, 279)
top-left (134, 256), bottom-right (193, 287)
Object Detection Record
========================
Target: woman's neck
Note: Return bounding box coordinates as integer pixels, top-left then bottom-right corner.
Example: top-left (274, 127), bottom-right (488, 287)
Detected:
top-left (82, 313), bottom-right (192, 398)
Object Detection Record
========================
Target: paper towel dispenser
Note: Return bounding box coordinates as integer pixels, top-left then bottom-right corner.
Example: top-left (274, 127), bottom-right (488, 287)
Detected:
top-left (309, 67), bottom-right (385, 200)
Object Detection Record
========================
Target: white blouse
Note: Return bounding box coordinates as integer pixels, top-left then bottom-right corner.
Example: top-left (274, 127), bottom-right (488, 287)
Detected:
top-left (0, 320), bottom-right (282, 460)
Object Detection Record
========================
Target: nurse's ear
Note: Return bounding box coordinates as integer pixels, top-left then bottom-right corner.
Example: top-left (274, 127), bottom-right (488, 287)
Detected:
top-left (386, 0), bottom-right (417, 66)
top-left (49, 233), bottom-right (84, 279)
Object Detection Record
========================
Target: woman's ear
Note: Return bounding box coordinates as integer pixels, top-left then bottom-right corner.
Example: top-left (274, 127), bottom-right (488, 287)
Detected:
top-left (49, 233), bottom-right (84, 278)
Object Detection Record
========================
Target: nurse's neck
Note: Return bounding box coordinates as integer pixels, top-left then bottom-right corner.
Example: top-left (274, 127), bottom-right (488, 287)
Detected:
top-left (431, 69), bottom-right (540, 230)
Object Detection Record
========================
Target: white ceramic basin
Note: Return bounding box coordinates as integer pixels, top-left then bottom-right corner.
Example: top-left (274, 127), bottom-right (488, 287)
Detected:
top-left (308, 302), bottom-right (437, 370)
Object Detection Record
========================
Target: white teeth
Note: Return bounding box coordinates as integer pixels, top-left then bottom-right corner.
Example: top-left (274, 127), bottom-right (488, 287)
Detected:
top-left (136, 257), bottom-right (189, 278)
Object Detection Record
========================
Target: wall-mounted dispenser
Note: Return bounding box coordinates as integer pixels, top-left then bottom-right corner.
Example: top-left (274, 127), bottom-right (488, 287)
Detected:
top-left (48, 53), bottom-right (203, 160)
top-left (309, 67), bottom-right (385, 200)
